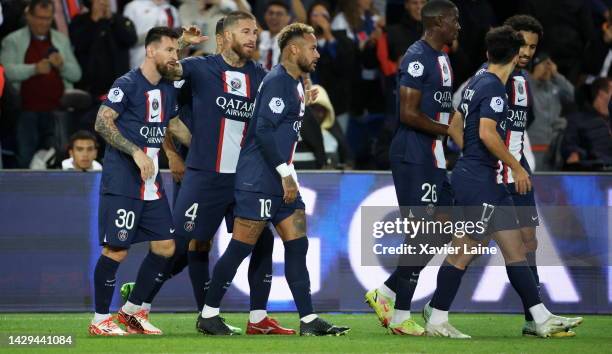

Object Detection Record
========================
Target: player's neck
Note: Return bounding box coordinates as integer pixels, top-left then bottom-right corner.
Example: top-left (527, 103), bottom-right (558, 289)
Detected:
top-left (140, 62), bottom-right (162, 85)
top-left (280, 59), bottom-right (301, 80)
top-left (487, 63), bottom-right (514, 85)
top-left (221, 49), bottom-right (246, 68)
top-left (422, 32), bottom-right (445, 52)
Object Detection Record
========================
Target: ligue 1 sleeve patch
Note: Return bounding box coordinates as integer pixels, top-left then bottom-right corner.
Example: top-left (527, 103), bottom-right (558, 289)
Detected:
top-left (407, 61), bottom-right (424, 77)
top-left (107, 87), bottom-right (124, 103)
top-left (269, 97), bottom-right (285, 114)
top-left (490, 96), bottom-right (504, 113)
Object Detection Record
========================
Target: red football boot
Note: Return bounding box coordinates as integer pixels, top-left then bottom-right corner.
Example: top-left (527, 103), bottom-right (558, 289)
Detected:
top-left (246, 317), bottom-right (296, 335)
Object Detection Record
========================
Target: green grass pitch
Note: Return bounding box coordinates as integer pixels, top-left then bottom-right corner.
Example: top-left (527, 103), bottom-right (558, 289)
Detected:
top-left (0, 313), bottom-right (610, 353)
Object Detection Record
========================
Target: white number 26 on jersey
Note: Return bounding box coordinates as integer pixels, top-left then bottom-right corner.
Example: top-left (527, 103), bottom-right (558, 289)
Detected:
top-left (421, 183), bottom-right (438, 203)
top-left (259, 199), bottom-right (272, 218)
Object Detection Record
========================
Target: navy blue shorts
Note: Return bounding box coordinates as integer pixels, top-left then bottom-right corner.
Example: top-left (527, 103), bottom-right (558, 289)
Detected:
top-left (173, 168), bottom-right (235, 241)
top-left (234, 190), bottom-right (305, 226)
top-left (451, 169), bottom-right (520, 239)
top-left (507, 183), bottom-right (539, 228)
top-left (391, 161), bottom-right (453, 219)
top-left (98, 194), bottom-right (174, 249)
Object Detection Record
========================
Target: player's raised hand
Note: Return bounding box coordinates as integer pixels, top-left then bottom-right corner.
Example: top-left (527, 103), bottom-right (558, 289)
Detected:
top-left (303, 76), bottom-right (319, 105)
top-left (181, 25), bottom-right (209, 46)
top-left (282, 175), bottom-right (299, 204)
top-left (133, 150), bottom-right (156, 181)
top-left (512, 166), bottom-right (532, 195)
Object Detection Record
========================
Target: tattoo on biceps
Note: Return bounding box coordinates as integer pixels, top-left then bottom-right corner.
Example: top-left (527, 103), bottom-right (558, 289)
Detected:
top-left (95, 105), bottom-right (139, 156)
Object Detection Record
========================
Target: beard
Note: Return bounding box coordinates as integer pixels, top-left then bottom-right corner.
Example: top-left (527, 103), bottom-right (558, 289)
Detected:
top-left (297, 56), bottom-right (316, 73)
top-left (156, 61), bottom-right (175, 78)
top-left (230, 34), bottom-right (253, 60)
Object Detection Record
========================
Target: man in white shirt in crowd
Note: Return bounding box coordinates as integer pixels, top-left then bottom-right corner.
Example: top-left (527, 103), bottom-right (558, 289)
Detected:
top-left (123, 0), bottom-right (181, 68)
top-left (62, 130), bottom-right (102, 171)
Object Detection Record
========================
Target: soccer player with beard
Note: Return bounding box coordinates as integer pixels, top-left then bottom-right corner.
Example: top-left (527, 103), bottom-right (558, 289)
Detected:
top-left (364, 0), bottom-right (460, 336)
top-left (89, 27), bottom-right (188, 336)
top-left (158, 12), bottom-right (295, 335)
top-left (421, 26), bottom-right (582, 338)
top-left (196, 23), bottom-right (350, 336)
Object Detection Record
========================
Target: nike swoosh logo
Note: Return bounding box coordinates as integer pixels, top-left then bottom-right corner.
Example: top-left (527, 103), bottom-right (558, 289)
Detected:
top-left (517, 97), bottom-right (525, 102)
top-left (531, 216), bottom-right (538, 221)
top-left (151, 114), bottom-right (159, 119)
top-left (170, 228), bottom-right (175, 233)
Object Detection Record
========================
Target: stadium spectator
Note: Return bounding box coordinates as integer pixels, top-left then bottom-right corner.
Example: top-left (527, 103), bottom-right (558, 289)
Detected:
top-left (179, 0), bottom-right (251, 56)
top-left (0, 0), bottom-right (81, 168)
top-left (62, 130), bottom-right (102, 171)
top-left (70, 0), bottom-right (137, 99)
top-left (583, 5), bottom-right (612, 82)
top-left (519, 0), bottom-right (596, 83)
top-left (252, 0), bottom-right (307, 26)
top-left (307, 1), bottom-right (354, 122)
top-left (450, 0), bottom-right (497, 85)
top-left (258, 1), bottom-right (292, 70)
top-left (295, 84), bottom-right (354, 169)
top-left (527, 52), bottom-right (575, 171)
top-left (332, 0), bottom-right (385, 168)
top-left (123, 0), bottom-right (180, 69)
top-left (562, 78), bottom-right (612, 169)
top-left (385, 0), bottom-right (425, 63)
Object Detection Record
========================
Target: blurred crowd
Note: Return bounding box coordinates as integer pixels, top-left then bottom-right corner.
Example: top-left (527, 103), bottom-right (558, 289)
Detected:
top-left (0, 0), bottom-right (609, 172)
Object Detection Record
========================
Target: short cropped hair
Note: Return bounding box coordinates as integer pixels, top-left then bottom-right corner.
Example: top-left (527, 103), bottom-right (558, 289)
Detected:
top-left (215, 18), bottom-right (225, 36)
top-left (277, 23), bottom-right (315, 52)
top-left (504, 15), bottom-right (544, 39)
top-left (28, 0), bottom-right (54, 13)
top-left (68, 130), bottom-right (98, 150)
top-left (223, 11), bottom-right (256, 31)
top-left (265, 0), bottom-right (290, 14)
top-left (145, 27), bottom-right (179, 47)
top-left (421, 0), bottom-right (456, 18)
top-left (485, 26), bottom-right (525, 65)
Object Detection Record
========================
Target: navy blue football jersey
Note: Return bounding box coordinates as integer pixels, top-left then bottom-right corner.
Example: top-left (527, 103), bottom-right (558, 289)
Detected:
top-left (180, 55), bottom-right (267, 173)
top-left (101, 68), bottom-right (179, 200)
top-left (235, 64), bottom-right (305, 196)
top-left (477, 64), bottom-right (533, 183)
top-left (389, 39), bottom-right (454, 169)
top-left (457, 71), bottom-right (508, 179)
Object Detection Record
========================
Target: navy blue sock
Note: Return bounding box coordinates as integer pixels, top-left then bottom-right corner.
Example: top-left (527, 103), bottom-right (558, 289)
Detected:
top-left (128, 252), bottom-right (171, 306)
top-left (94, 255), bottom-right (120, 314)
top-left (523, 252), bottom-right (539, 321)
top-left (384, 269), bottom-right (399, 293)
top-left (284, 237), bottom-right (314, 318)
top-left (144, 238), bottom-right (189, 304)
top-left (205, 239), bottom-right (254, 308)
top-left (394, 266), bottom-right (423, 311)
top-left (249, 227), bottom-right (273, 311)
top-left (430, 260), bottom-right (466, 311)
top-left (188, 250), bottom-right (210, 310)
top-left (506, 260), bottom-right (541, 313)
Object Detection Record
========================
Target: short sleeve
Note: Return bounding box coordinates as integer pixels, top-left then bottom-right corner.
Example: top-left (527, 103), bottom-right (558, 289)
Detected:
top-left (479, 92), bottom-right (507, 123)
top-left (399, 54), bottom-right (427, 91)
top-left (256, 78), bottom-right (288, 126)
top-left (179, 56), bottom-right (204, 79)
top-left (103, 77), bottom-right (132, 115)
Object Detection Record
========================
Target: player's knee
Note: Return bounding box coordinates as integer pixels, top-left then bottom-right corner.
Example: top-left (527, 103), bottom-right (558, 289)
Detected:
top-left (102, 246), bottom-right (128, 262)
top-left (151, 239), bottom-right (176, 258)
top-left (521, 229), bottom-right (538, 252)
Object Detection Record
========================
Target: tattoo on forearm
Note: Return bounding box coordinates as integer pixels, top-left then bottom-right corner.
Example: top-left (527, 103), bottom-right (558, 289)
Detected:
top-left (95, 105), bottom-right (140, 156)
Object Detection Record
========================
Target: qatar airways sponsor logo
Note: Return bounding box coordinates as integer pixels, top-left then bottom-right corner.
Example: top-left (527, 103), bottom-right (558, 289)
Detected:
top-left (216, 96), bottom-right (255, 119)
top-left (139, 126), bottom-right (167, 144)
top-left (508, 109), bottom-right (527, 128)
top-left (433, 91), bottom-right (453, 109)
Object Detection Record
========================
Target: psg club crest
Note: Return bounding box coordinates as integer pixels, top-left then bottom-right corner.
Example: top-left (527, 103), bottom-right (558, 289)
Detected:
top-left (152, 99), bottom-right (159, 111)
top-left (117, 229), bottom-right (128, 242)
top-left (426, 203), bottom-right (435, 216)
top-left (184, 221), bottom-right (195, 232)
top-left (230, 78), bottom-right (242, 90)
top-left (518, 83), bottom-right (524, 95)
